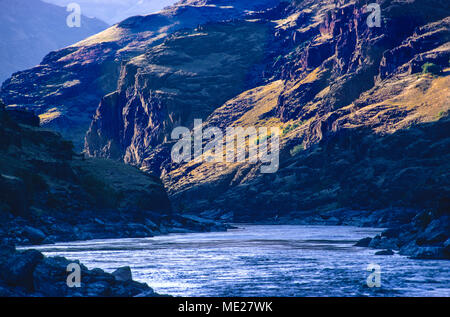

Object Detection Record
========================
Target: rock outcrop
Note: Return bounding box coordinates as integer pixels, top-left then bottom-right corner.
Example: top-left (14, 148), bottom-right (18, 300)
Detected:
top-left (0, 244), bottom-right (156, 297)
top-left (85, 20), bottom-right (272, 165)
top-left (355, 208), bottom-right (450, 259)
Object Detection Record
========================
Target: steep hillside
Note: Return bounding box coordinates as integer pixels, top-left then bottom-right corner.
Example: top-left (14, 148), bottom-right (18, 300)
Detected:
top-left (0, 0), bottom-right (282, 150)
top-left (162, 0), bottom-right (450, 217)
top-left (78, 0), bottom-right (450, 218)
top-left (0, 100), bottom-right (224, 245)
top-left (85, 20), bottom-right (272, 164)
top-left (0, 0), bottom-right (108, 83)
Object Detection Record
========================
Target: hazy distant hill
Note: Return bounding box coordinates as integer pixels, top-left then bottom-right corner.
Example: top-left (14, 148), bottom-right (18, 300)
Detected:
top-left (0, 0), bottom-right (108, 83)
top-left (42, 0), bottom-right (177, 25)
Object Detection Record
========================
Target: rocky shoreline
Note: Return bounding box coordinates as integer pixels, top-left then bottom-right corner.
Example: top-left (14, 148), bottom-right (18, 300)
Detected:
top-left (0, 211), bottom-right (229, 297)
top-left (354, 209), bottom-right (449, 260)
top-left (0, 243), bottom-right (159, 297)
top-left (0, 210), bottom-right (228, 246)
top-left (0, 211), bottom-right (230, 297)
top-left (200, 207), bottom-right (449, 260)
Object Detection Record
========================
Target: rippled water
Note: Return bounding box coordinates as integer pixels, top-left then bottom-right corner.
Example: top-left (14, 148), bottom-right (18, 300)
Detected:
top-left (26, 225), bottom-right (450, 297)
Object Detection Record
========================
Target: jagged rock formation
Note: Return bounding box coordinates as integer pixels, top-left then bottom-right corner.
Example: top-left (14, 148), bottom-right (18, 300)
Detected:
top-left (0, 0), bottom-right (108, 83)
top-left (85, 20), bottom-right (272, 164)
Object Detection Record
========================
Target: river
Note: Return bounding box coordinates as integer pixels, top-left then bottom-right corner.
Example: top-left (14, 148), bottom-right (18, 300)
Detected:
top-left (25, 225), bottom-right (450, 297)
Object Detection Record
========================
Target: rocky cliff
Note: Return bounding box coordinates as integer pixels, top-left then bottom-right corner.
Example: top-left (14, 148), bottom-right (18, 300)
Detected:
top-left (163, 0), bottom-right (450, 216)
top-left (85, 20), bottom-right (272, 164)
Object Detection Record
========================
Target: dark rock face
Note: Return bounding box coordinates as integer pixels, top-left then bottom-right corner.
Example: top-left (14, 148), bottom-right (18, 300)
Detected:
top-left (378, 17), bottom-right (450, 80)
top-left (4, 108), bottom-right (40, 127)
top-left (356, 210), bottom-right (449, 260)
top-left (0, 249), bottom-right (43, 291)
top-left (112, 267), bottom-right (133, 282)
top-left (22, 226), bottom-right (46, 244)
top-left (85, 20), bottom-right (272, 165)
top-left (0, 245), bottom-right (155, 297)
top-left (375, 249), bottom-right (394, 256)
top-left (355, 237), bottom-right (372, 247)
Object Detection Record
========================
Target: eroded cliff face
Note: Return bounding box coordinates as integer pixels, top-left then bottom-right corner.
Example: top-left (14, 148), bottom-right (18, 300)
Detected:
top-left (85, 20), bottom-right (272, 165)
top-left (105, 0), bottom-right (448, 218)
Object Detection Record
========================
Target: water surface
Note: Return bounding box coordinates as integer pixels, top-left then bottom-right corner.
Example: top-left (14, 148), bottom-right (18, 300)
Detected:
top-left (27, 225), bottom-right (450, 297)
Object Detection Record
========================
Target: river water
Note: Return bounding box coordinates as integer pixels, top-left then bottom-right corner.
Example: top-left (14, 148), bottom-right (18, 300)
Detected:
top-left (27, 225), bottom-right (450, 297)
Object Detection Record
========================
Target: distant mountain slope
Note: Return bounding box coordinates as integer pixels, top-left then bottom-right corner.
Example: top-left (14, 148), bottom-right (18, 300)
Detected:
top-left (0, 0), bottom-right (281, 150)
top-left (0, 0), bottom-right (108, 83)
top-left (42, 0), bottom-right (177, 25)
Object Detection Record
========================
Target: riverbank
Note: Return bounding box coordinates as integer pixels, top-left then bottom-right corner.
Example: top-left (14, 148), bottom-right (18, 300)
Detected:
top-left (3, 206), bottom-right (448, 297)
top-left (0, 210), bottom-right (229, 297)
top-left (0, 211), bottom-right (228, 246)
